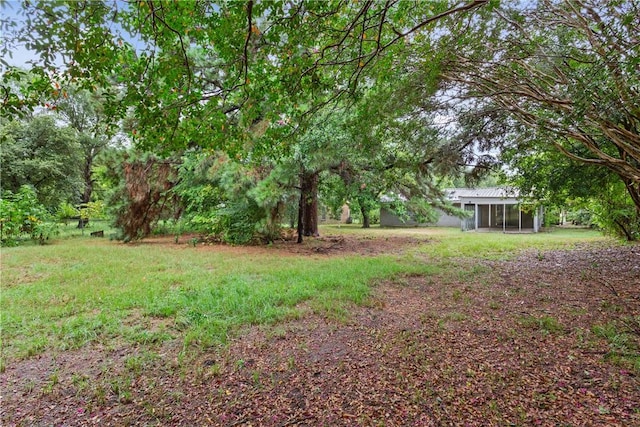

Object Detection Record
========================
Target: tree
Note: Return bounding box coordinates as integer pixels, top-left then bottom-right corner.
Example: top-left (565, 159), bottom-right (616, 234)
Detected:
top-left (55, 88), bottom-right (118, 205)
top-left (438, 0), bottom-right (640, 216)
top-left (501, 136), bottom-right (640, 240)
top-left (2, 1), bottom-right (489, 151)
top-left (0, 115), bottom-right (82, 208)
top-left (110, 152), bottom-right (182, 241)
top-left (175, 150), bottom-right (293, 244)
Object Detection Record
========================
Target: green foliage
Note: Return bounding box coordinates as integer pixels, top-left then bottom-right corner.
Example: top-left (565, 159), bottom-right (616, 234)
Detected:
top-left (592, 320), bottom-right (640, 372)
top-left (519, 315), bottom-right (564, 335)
top-left (566, 209), bottom-right (592, 227)
top-left (0, 185), bottom-right (58, 246)
top-left (79, 201), bottom-right (107, 221)
top-left (0, 115), bottom-right (83, 209)
top-left (503, 139), bottom-right (639, 240)
top-left (585, 181), bottom-right (640, 241)
top-left (176, 151), bottom-right (293, 244)
top-left (55, 202), bottom-right (79, 224)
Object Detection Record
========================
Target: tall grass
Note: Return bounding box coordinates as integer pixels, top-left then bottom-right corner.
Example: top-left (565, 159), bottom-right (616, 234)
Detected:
top-left (0, 226), bottom-right (609, 367)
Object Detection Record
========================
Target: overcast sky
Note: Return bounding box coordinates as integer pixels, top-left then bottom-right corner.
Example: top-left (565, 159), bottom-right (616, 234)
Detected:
top-left (1, 0), bottom-right (40, 68)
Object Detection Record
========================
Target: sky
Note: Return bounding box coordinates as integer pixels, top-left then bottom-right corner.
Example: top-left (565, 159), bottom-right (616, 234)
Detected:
top-left (1, 0), bottom-right (145, 70)
top-left (1, 1), bottom-right (38, 68)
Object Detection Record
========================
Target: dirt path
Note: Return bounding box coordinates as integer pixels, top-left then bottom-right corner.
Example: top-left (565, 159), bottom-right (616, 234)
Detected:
top-left (1, 241), bottom-right (639, 426)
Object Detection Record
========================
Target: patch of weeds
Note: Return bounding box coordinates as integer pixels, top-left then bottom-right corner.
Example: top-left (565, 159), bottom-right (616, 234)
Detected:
top-left (124, 355), bottom-right (144, 375)
top-left (437, 312), bottom-right (467, 330)
top-left (235, 359), bottom-right (245, 370)
top-left (452, 289), bottom-right (462, 302)
top-left (20, 336), bottom-right (48, 359)
top-left (488, 301), bottom-right (501, 310)
top-left (533, 391), bottom-right (557, 409)
top-left (93, 383), bottom-right (108, 406)
top-left (146, 304), bottom-right (178, 318)
top-left (128, 329), bottom-right (173, 345)
top-left (266, 326), bottom-right (287, 340)
top-left (208, 362), bottom-right (223, 377)
top-left (23, 379), bottom-right (36, 395)
top-left (455, 264), bottom-right (490, 282)
top-left (311, 299), bottom-right (350, 322)
top-left (251, 369), bottom-right (262, 388)
top-left (124, 350), bottom-right (159, 376)
top-left (110, 376), bottom-right (133, 403)
top-left (519, 315), bottom-right (564, 334)
top-left (600, 300), bottom-right (624, 313)
top-left (444, 312), bottom-right (467, 322)
top-left (287, 356), bottom-right (296, 370)
top-left (42, 369), bottom-right (60, 394)
top-left (56, 314), bottom-right (119, 351)
top-left (569, 307), bottom-right (588, 316)
top-left (573, 327), bottom-right (595, 349)
top-left (419, 312), bottom-right (438, 326)
top-left (592, 320), bottom-right (640, 372)
top-left (71, 373), bottom-right (90, 394)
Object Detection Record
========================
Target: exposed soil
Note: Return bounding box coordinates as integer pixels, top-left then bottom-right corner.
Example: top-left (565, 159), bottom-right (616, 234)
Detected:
top-left (2, 236), bottom-right (639, 426)
top-left (138, 231), bottom-right (428, 257)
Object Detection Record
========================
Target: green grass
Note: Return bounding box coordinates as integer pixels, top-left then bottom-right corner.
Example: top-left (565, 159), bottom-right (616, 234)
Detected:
top-left (0, 225), bottom-right (610, 367)
top-left (409, 227), bottom-right (608, 259)
top-left (592, 319), bottom-right (640, 371)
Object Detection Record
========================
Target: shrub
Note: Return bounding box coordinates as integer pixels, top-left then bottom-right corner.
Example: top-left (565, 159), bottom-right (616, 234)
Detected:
top-left (0, 186), bottom-right (58, 245)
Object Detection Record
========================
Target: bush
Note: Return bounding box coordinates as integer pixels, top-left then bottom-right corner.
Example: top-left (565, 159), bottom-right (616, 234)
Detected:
top-left (566, 209), bottom-right (592, 226)
top-left (56, 202), bottom-right (79, 225)
top-left (176, 152), bottom-right (290, 244)
top-left (0, 186), bottom-right (58, 246)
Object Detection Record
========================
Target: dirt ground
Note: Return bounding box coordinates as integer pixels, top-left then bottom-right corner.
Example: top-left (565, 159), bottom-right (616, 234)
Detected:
top-left (1, 235), bottom-right (639, 426)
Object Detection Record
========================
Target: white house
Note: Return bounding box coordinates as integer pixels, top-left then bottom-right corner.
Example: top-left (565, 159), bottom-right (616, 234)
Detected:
top-left (380, 187), bottom-right (544, 232)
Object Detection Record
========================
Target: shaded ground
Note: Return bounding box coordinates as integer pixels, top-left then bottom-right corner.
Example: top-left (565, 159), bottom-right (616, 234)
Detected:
top-left (1, 236), bottom-right (639, 426)
top-left (139, 231), bottom-right (427, 257)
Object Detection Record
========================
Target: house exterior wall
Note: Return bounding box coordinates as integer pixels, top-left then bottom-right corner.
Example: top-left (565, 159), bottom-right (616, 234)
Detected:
top-left (435, 210), bottom-right (462, 227)
top-left (380, 207), bottom-right (426, 227)
top-left (379, 188), bottom-right (543, 232)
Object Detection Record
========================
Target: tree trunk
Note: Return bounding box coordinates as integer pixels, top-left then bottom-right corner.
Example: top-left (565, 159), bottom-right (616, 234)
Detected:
top-left (297, 187), bottom-right (304, 244)
top-left (299, 171), bottom-right (320, 239)
top-left (623, 178), bottom-right (640, 216)
top-left (360, 204), bottom-right (370, 228)
top-left (77, 154), bottom-right (94, 228)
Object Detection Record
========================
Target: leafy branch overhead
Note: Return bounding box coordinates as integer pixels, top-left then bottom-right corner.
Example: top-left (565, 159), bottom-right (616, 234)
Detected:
top-left (438, 0), bottom-right (640, 210)
top-left (2, 1), bottom-right (488, 149)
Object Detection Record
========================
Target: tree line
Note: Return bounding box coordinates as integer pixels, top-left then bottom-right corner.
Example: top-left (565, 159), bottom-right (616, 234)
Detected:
top-left (1, 0), bottom-right (638, 243)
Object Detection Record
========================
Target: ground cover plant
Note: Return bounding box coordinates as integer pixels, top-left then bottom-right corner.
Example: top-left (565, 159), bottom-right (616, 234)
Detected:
top-left (1, 226), bottom-right (639, 425)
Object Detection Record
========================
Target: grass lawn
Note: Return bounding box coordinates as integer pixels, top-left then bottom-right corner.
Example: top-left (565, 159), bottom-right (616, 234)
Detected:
top-left (4, 225), bottom-right (638, 425)
top-left (0, 226), bottom-right (608, 368)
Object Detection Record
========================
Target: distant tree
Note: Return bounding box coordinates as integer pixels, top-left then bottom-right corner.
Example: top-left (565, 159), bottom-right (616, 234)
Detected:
top-left (0, 115), bottom-right (82, 208)
top-left (502, 138), bottom-right (639, 240)
top-left (55, 88), bottom-right (118, 205)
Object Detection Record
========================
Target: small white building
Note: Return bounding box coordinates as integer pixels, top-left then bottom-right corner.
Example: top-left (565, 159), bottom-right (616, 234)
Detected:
top-left (380, 187), bottom-right (544, 232)
top-left (442, 188), bottom-right (543, 232)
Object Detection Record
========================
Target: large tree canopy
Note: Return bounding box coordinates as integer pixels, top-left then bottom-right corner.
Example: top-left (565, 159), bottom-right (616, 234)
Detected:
top-left (437, 0), bottom-right (640, 210)
top-left (0, 115), bottom-right (83, 208)
top-left (3, 0), bottom-right (639, 241)
top-left (1, 0), bottom-right (488, 150)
